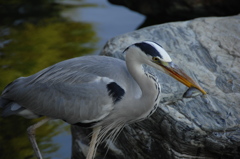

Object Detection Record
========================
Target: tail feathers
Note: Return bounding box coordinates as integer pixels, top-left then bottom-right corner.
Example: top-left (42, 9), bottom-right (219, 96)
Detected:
top-left (0, 98), bottom-right (24, 117)
top-left (0, 97), bottom-right (10, 109)
top-left (1, 103), bottom-right (24, 117)
top-left (1, 78), bottom-right (40, 119)
top-left (0, 98), bottom-right (39, 119)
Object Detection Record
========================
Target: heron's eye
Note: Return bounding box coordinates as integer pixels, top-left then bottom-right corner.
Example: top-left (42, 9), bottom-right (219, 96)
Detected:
top-left (152, 57), bottom-right (160, 61)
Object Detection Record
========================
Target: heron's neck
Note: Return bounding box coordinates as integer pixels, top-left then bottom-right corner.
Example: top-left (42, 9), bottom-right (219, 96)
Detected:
top-left (124, 52), bottom-right (161, 121)
top-left (126, 56), bottom-right (159, 102)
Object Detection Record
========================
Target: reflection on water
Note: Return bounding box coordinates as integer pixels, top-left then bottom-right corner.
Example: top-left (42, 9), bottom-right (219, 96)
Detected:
top-left (0, 1), bottom-right (97, 159)
top-left (0, 20), bottom-right (97, 89)
top-left (61, 0), bottom-right (145, 53)
top-left (0, 0), bottom-right (144, 158)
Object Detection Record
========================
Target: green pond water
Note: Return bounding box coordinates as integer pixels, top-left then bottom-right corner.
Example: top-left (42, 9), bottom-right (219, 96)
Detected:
top-left (0, 0), bottom-right (144, 158)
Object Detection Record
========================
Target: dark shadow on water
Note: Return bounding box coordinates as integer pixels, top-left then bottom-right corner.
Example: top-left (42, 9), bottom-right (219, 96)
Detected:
top-left (0, 0), bottom-right (61, 25)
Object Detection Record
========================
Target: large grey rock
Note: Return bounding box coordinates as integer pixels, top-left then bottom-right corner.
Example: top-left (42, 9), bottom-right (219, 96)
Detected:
top-left (71, 15), bottom-right (240, 159)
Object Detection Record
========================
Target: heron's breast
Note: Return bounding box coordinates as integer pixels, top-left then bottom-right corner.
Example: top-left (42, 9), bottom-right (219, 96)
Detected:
top-left (146, 82), bottom-right (161, 118)
top-left (136, 74), bottom-right (161, 120)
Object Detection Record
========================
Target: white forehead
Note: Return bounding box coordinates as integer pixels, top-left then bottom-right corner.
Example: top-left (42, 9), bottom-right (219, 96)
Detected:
top-left (144, 41), bottom-right (172, 62)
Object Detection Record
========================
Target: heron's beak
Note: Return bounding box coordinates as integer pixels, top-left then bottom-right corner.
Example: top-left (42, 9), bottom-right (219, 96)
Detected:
top-left (161, 62), bottom-right (207, 95)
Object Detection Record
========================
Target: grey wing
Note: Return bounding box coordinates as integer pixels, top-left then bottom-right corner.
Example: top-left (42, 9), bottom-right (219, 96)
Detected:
top-left (0, 56), bottom-right (127, 124)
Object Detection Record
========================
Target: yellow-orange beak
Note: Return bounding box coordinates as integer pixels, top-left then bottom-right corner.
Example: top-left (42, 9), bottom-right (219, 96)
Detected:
top-left (161, 62), bottom-right (207, 95)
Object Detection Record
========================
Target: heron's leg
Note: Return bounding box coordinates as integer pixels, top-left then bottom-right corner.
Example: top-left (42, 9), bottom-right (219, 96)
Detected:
top-left (86, 126), bottom-right (102, 159)
top-left (27, 117), bottom-right (51, 159)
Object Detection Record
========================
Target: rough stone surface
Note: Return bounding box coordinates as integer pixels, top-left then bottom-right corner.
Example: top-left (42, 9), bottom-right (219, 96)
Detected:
top-left (72, 15), bottom-right (240, 159)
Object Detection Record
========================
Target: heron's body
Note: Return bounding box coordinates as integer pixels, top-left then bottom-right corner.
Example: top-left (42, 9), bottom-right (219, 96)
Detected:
top-left (0, 41), bottom-right (206, 159)
top-left (2, 55), bottom-right (159, 126)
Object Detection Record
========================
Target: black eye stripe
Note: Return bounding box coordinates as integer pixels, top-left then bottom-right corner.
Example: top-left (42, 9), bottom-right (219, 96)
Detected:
top-left (123, 46), bottom-right (130, 53)
top-left (134, 42), bottom-right (163, 59)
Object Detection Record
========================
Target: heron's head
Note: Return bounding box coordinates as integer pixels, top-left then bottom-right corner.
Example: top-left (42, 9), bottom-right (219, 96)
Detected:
top-left (124, 41), bottom-right (207, 95)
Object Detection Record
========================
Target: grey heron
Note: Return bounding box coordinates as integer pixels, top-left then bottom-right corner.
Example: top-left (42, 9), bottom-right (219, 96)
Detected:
top-left (0, 41), bottom-right (206, 159)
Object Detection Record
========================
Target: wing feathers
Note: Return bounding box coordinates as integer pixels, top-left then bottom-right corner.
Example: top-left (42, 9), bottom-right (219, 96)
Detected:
top-left (1, 56), bottom-right (131, 124)
top-left (107, 82), bottom-right (125, 104)
top-left (2, 76), bottom-right (115, 124)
